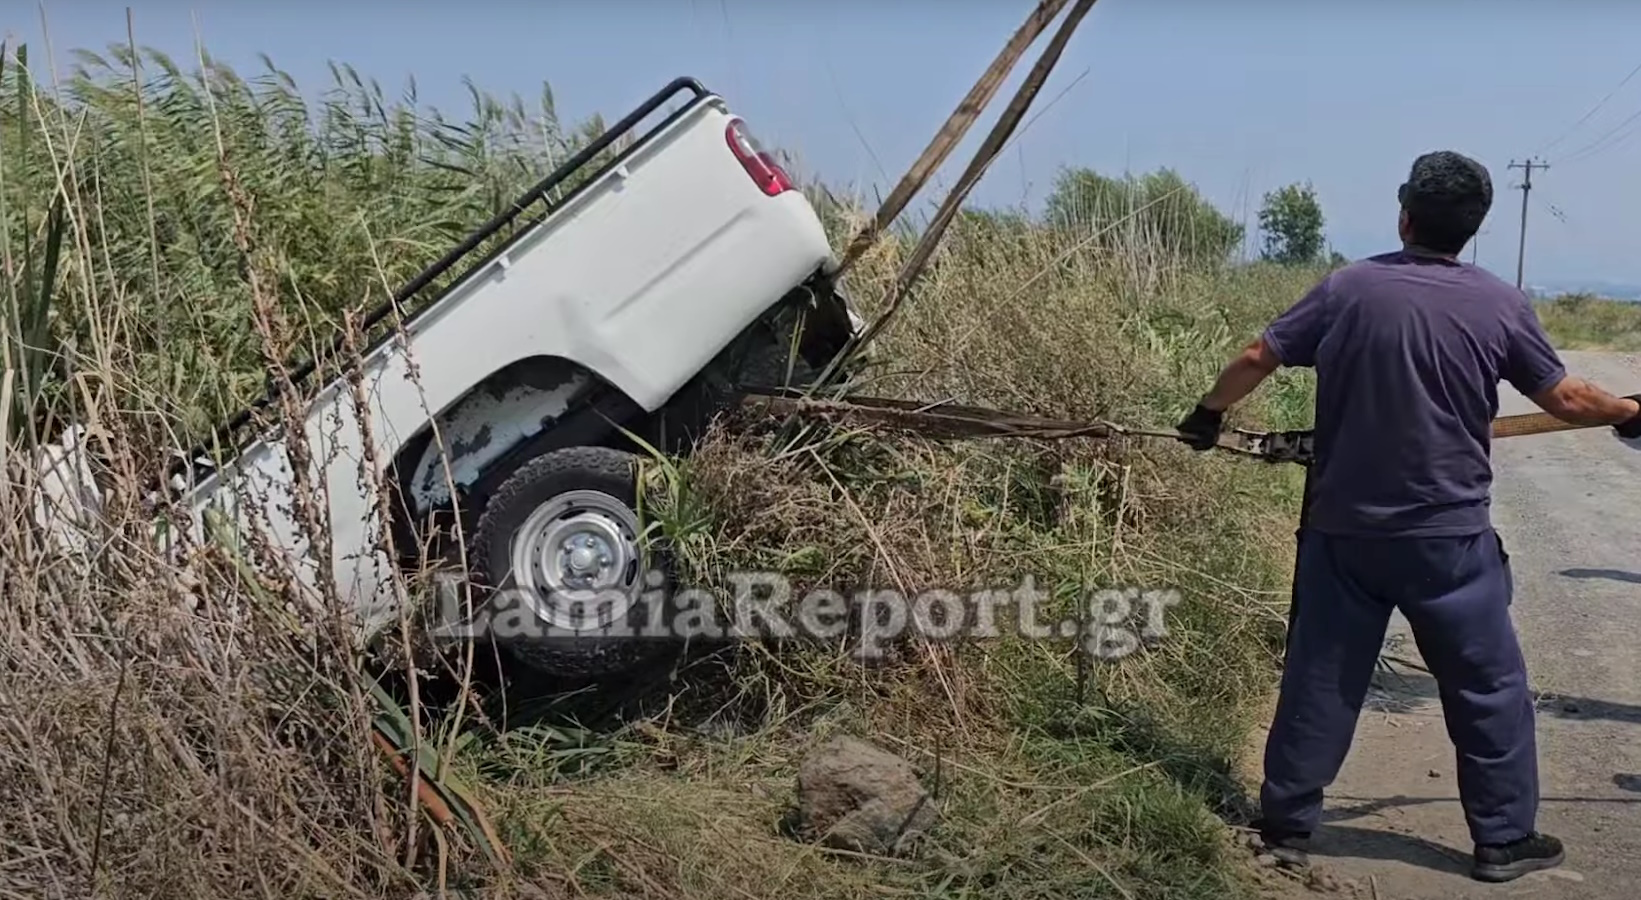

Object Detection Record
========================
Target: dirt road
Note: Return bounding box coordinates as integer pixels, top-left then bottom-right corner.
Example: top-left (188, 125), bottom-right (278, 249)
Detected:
top-left (1249, 349), bottom-right (1641, 900)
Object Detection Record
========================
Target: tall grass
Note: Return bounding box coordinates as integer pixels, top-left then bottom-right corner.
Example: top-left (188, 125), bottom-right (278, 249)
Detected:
top-left (1, 41), bottom-right (1324, 899)
top-left (1534, 291), bottom-right (1641, 353)
top-left (2, 42), bottom-right (623, 445)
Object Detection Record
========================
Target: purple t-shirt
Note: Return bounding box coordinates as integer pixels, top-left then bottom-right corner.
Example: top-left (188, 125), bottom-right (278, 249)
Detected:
top-left (1263, 249), bottom-right (1566, 538)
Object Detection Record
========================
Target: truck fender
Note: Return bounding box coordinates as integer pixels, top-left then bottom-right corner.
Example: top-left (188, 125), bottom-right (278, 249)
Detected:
top-left (402, 356), bottom-right (602, 516)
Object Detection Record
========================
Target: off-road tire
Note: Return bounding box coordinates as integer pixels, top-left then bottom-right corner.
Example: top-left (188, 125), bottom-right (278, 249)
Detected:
top-left (470, 445), bottom-right (677, 679)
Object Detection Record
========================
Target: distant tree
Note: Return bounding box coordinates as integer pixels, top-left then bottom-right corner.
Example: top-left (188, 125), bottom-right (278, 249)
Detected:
top-left (1043, 166), bottom-right (1244, 265)
top-left (1258, 182), bottom-right (1327, 265)
top-left (1328, 250), bottom-right (1349, 269)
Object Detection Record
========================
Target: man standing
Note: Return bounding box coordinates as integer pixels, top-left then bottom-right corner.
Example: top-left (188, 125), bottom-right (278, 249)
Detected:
top-left (1175, 150), bottom-right (1641, 883)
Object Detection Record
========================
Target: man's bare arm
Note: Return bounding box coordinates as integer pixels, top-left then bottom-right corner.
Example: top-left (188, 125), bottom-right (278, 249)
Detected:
top-left (1528, 375), bottom-right (1641, 426)
top-left (1199, 337), bottom-right (1283, 411)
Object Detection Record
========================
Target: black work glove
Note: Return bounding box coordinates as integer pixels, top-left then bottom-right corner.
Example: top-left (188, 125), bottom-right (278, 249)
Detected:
top-left (1176, 403), bottom-right (1224, 451)
top-left (1615, 394), bottom-right (1641, 441)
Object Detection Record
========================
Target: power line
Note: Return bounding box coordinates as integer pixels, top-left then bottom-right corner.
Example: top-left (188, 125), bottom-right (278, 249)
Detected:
top-left (1508, 159), bottom-right (1548, 291)
top-left (1552, 104), bottom-right (1641, 166)
top-left (1534, 58), bottom-right (1641, 158)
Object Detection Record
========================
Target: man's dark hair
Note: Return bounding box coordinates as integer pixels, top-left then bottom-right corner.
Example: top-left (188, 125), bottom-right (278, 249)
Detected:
top-left (1397, 151), bottom-right (1492, 255)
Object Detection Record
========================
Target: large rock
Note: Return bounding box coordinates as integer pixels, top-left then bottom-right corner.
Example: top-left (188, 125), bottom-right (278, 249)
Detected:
top-left (795, 735), bottom-right (938, 855)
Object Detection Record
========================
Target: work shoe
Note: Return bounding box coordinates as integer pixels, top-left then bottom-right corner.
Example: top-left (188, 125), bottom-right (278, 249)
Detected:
top-left (1471, 832), bottom-right (1564, 883)
top-left (1251, 820), bottom-right (1311, 869)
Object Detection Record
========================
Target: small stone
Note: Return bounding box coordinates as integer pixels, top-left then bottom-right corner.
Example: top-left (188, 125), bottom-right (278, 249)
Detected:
top-left (794, 735), bottom-right (938, 856)
top-left (1254, 852), bottom-right (1281, 868)
top-left (1305, 868), bottom-right (1342, 892)
top-left (1428, 769), bottom-right (1440, 778)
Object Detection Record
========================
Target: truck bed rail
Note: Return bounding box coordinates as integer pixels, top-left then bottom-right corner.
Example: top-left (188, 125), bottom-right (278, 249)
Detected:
top-left (173, 76), bottom-right (713, 485)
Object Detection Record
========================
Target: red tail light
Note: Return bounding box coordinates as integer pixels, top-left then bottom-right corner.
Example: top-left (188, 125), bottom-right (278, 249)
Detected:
top-left (725, 117), bottom-right (795, 196)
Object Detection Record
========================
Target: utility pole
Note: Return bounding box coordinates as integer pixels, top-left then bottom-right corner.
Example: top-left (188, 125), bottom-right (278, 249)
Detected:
top-left (1509, 158), bottom-right (1548, 291)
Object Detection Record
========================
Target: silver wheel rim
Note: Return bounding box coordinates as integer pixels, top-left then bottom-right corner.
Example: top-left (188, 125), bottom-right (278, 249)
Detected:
top-left (509, 488), bottom-right (644, 633)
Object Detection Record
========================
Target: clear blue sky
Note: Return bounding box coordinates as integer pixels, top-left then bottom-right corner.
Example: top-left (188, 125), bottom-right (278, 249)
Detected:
top-left (12, 0), bottom-right (1641, 289)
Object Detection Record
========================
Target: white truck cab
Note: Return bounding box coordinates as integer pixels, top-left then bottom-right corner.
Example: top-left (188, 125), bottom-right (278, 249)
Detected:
top-left (92, 77), bottom-right (862, 680)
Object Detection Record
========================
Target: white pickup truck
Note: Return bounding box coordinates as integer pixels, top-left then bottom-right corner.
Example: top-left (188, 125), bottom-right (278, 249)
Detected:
top-left (40, 77), bottom-right (862, 680)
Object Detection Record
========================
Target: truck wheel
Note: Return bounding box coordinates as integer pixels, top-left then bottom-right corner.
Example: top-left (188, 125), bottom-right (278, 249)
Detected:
top-left (469, 446), bottom-right (676, 679)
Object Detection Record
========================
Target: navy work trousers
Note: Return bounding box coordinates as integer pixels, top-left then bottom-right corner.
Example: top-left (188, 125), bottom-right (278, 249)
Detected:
top-left (1259, 527), bottom-right (1539, 846)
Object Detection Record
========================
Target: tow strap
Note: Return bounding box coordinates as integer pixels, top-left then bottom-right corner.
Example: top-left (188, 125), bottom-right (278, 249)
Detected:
top-left (741, 389), bottom-right (1604, 468)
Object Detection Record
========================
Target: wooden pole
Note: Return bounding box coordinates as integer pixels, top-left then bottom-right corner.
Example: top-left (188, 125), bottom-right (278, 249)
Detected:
top-left (818, 0), bottom-right (1100, 387)
top-left (832, 0), bottom-right (1074, 279)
